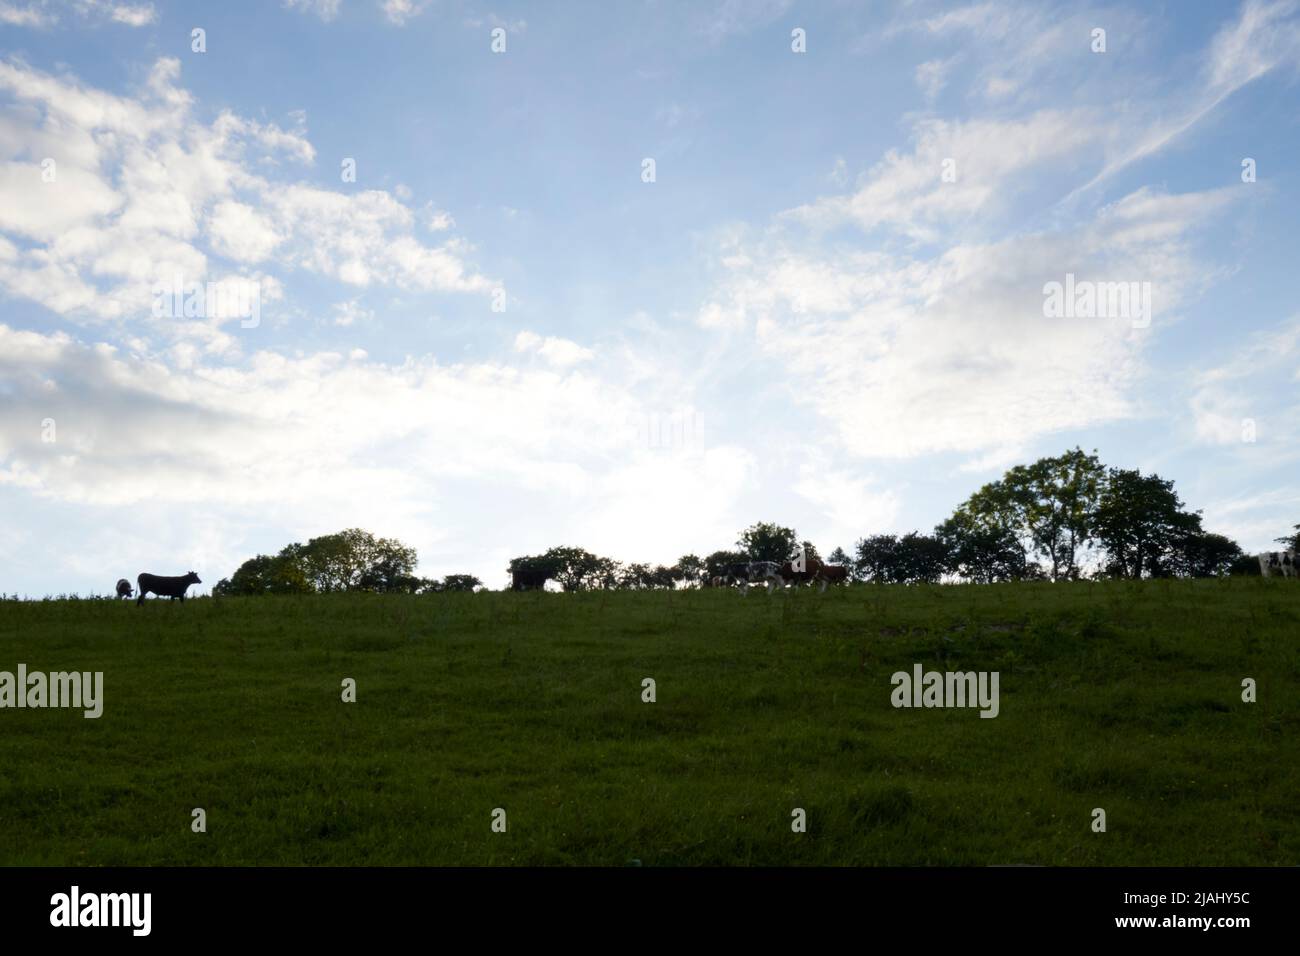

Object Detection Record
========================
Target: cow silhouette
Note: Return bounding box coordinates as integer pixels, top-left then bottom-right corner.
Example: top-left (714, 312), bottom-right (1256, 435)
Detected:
top-left (136, 571), bottom-right (202, 605)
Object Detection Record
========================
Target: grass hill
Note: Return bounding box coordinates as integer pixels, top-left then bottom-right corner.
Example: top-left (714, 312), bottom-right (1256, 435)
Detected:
top-left (0, 579), bottom-right (1295, 865)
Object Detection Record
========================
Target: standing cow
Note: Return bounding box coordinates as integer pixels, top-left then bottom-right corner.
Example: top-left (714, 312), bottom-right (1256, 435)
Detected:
top-left (136, 571), bottom-right (202, 605)
top-left (1258, 551), bottom-right (1297, 578)
top-left (115, 578), bottom-right (134, 599)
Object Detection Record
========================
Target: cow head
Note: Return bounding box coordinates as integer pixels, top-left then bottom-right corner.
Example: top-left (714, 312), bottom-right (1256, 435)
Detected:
top-left (186, 571), bottom-right (202, 585)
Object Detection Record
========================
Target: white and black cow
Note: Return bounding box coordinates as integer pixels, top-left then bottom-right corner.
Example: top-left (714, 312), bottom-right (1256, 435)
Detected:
top-left (115, 578), bottom-right (134, 599)
top-left (1258, 550), bottom-right (1297, 578)
top-left (729, 561), bottom-right (784, 594)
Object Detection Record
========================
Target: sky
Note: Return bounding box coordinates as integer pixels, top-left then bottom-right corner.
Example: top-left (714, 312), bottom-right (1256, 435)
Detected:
top-left (1, 0), bottom-right (1298, 596)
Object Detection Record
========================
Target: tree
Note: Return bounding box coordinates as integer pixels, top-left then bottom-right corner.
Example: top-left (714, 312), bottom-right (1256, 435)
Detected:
top-left (935, 514), bottom-right (1028, 583)
top-left (213, 552), bottom-right (312, 596)
top-left (1168, 532), bottom-right (1242, 578)
top-left (737, 522), bottom-right (799, 563)
top-left (854, 533), bottom-right (945, 584)
top-left (855, 534), bottom-right (899, 582)
top-left (672, 554), bottom-right (705, 587)
top-left (704, 549), bottom-right (748, 579)
top-left (1093, 469), bottom-right (1199, 578)
top-left (440, 574), bottom-right (482, 592)
top-left (540, 546), bottom-right (606, 591)
top-left (295, 529), bottom-right (418, 593)
top-left (954, 448), bottom-right (1103, 581)
top-left (1275, 524), bottom-right (1300, 551)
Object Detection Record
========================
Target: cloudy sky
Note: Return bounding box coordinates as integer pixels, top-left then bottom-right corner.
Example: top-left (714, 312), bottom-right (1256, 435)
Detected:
top-left (1, 0), bottom-right (1298, 595)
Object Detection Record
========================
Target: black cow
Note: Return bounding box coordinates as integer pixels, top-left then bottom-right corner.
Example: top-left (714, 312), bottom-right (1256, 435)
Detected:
top-left (136, 571), bottom-right (202, 605)
top-left (115, 578), bottom-right (134, 599)
top-left (510, 566), bottom-right (552, 591)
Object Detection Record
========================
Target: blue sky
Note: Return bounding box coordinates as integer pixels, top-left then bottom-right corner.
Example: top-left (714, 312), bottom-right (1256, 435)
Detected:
top-left (1, 0), bottom-right (1298, 595)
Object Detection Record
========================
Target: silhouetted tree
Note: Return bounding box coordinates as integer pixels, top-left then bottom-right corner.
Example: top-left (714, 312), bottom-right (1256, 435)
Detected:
top-left (1093, 469), bottom-right (1199, 578)
top-left (737, 522), bottom-right (799, 563)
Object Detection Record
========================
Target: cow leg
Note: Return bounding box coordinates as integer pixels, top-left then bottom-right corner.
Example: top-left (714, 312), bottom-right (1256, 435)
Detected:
top-left (136, 592), bottom-right (145, 606)
top-left (819, 579), bottom-right (828, 594)
top-left (765, 580), bottom-right (775, 595)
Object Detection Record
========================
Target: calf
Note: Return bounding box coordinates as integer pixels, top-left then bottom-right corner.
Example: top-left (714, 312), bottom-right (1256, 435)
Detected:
top-left (136, 571), bottom-right (201, 605)
top-left (115, 578), bottom-right (134, 599)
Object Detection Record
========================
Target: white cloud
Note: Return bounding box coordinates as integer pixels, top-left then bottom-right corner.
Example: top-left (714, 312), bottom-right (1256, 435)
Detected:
top-left (514, 330), bottom-right (595, 368)
top-left (0, 56), bottom-right (492, 326)
top-left (380, 0), bottom-right (428, 26)
top-left (915, 58), bottom-right (953, 100)
top-left (207, 201), bottom-right (284, 263)
top-left (0, 0), bottom-right (156, 28)
top-left (284, 0), bottom-right (342, 21)
top-left (784, 110), bottom-right (1101, 240)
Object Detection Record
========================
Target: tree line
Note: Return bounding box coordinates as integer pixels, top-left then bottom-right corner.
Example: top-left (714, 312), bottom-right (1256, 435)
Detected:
top-left (215, 449), bottom-right (1295, 594)
top-left (213, 528), bottom-right (481, 596)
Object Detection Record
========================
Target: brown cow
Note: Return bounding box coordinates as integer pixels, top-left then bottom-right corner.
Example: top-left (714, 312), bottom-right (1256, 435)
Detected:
top-left (780, 555), bottom-right (823, 587)
top-left (815, 564), bottom-right (850, 591)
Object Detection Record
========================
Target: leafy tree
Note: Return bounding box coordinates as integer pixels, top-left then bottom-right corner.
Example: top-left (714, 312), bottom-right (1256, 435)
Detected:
top-left (703, 549), bottom-right (748, 579)
top-left (439, 574), bottom-right (482, 592)
top-left (855, 534), bottom-right (899, 582)
top-left (935, 514), bottom-right (1028, 583)
top-left (1274, 524), bottom-right (1300, 551)
top-left (1228, 553), bottom-right (1262, 576)
top-left (213, 553), bottom-right (312, 596)
top-left (1093, 469), bottom-right (1199, 578)
top-left (1167, 532), bottom-right (1242, 578)
top-left (737, 522), bottom-right (799, 563)
top-left (673, 554), bottom-right (705, 586)
top-left (855, 533), bottom-right (946, 584)
top-left (955, 448), bottom-right (1103, 580)
top-left (295, 529), bottom-right (418, 593)
top-left (541, 546), bottom-right (606, 591)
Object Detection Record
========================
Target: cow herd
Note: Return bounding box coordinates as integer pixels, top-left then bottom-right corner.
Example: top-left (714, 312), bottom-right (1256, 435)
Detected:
top-left (114, 572), bottom-right (203, 604)
top-left (704, 554), bottom-right (850, 594)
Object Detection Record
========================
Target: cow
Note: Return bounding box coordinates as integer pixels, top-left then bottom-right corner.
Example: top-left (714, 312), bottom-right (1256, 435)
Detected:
top-left (814, 564), bottom-right (850, 592)
top-left (718, 563), bottom-right (747, 586)
top-left (136, 571), bottom-right (201, 605)
top-left (1258, 550), bottom-right (1297, 578)
top-left (779, 555), bottom-right (824, 587)
top-left (726, 561), bottom-right (783, 594)
top-left (115, 578), bottom-right (134, 599)
top-left (510, 565), bottom-right (552, 591)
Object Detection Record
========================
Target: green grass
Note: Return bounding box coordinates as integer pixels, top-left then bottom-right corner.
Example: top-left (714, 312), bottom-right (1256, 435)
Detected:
top-left (0, 579), bottom-right (1296, 865)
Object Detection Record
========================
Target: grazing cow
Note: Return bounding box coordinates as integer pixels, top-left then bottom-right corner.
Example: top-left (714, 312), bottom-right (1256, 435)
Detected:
top-left (730, 561), bottom-right (783, 594)
top-left (115, 578), bottom-right (134, 599)
top-left (1258, 550), bottom-right (1297, 578)
top-left (136, 571), bottom-right (201, 605)
top-left (780, 555), bottom-right (824, 587)
top-left (510, 565), bottom-right (552, 591)
top-left (815, 564), bottom-right (850, 592)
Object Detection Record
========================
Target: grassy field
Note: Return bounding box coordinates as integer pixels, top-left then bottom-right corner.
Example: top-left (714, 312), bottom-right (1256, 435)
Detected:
top-left (0, 579), bottom-right (1296, 866)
